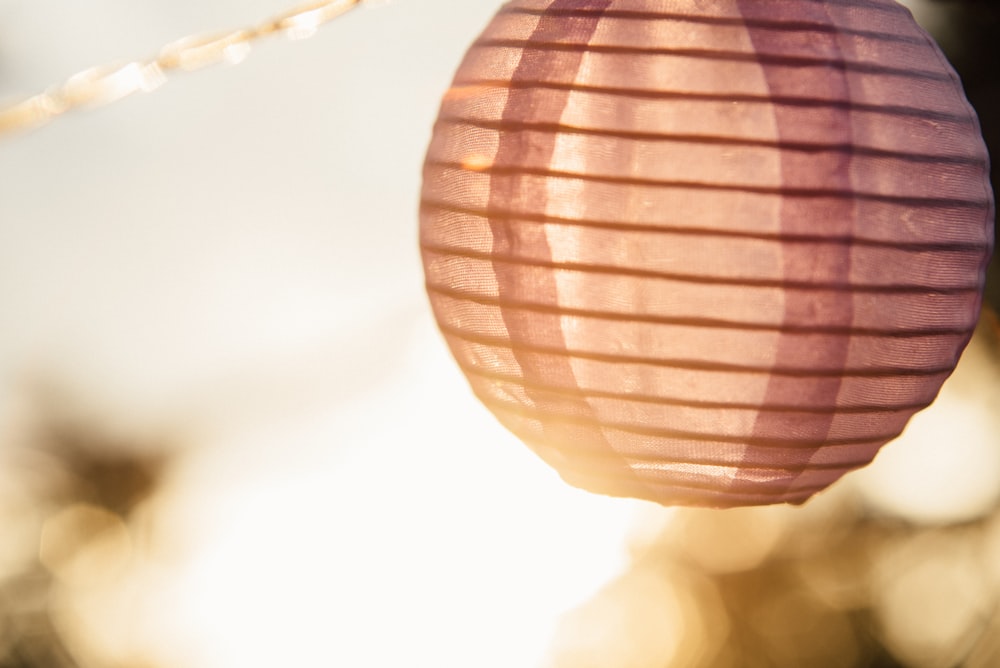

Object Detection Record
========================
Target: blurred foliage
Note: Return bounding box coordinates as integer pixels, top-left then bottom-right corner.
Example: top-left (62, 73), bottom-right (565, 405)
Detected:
top-left (0, 399), bottom-right (166, 668)
top-left (547, 490), bottom-right (1000, 668)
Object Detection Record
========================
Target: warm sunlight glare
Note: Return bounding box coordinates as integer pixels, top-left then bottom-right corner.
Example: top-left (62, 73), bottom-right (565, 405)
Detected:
top-left (141, 312), bottom-right (647, 668)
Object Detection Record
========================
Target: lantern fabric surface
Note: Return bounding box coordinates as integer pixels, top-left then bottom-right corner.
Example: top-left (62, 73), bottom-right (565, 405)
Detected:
top-left (419, 0), bottom-right (994, 507)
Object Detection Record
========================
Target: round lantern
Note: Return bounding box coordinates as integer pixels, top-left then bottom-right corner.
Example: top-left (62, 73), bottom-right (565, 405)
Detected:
top-left (419, 0), bottom-right (995, 507)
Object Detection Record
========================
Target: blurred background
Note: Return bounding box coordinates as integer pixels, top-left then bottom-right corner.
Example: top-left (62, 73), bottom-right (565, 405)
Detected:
top-left (0, 0), bottom-right (997, 666)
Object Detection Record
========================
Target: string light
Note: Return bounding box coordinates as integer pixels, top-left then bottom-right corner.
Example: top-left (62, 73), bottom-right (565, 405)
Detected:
top-left (0, 0), bottom-right (367, 137)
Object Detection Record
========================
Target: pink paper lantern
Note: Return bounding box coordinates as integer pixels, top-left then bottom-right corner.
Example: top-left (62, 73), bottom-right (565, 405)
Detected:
top-left (419, 0), bottom-right (994, 507)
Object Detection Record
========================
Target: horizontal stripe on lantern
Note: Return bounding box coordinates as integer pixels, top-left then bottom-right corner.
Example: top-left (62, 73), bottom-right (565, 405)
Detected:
top-left (432, 116), bottom-right (986, 167)
top-left (496, 406), bottom-right (893, 463)
top-left (422, 251), bottom-right (984, 333)
top-left (477, 396), bottom-right (900, 448)
top-left (420, 210), bottom-right (986, 290)
top-left (486, 6), bottom-right (929, 47)
top-left (425, 159), bottom-right (987, 208)
top-left (470, 377), bottom-right (919, 441)
top-left (472, 39), bottom-right (950, 84)
top-left (419, 0), bottom-right (994, 507)
top-left (477, 422), bottom-right (910, 486)
top-left (454, 47), bottom-right (967, 114)
top-left (426, 290), bottom-right (971, 372)
top-left (419, 200), bottom-right (991, 249)
top-left (439, 83), bottom-right (982, 155)
top-left (454, 362), bottom-right (934, 415)
top-left (485, 431), bottom-right (890, 504)
top-left (437, 323), bottom-right (956, 379)
top-left (439, 334), bottom-right (954, 410)
top-left (421, 165), bottom-right (991, 245)
top-left (499, 1), bottom-right (912, 27)
top-left (423, 243), bottom-right (982, 297)
top-left (427, 121), bottom-right (987, 198)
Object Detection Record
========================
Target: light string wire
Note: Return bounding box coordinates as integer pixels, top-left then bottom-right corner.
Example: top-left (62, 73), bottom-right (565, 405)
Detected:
top-left (0, 0), bottom-right (369, 138)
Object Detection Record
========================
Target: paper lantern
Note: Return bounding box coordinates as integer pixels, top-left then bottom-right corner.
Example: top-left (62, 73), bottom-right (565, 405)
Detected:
top-left (419, 0), bottom-right (994, 507)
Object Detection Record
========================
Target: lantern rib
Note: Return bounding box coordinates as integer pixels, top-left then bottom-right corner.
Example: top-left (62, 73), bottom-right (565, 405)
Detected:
top-left (434, 118), bottom-right (986, 167)
top-left (439, 324), bottom-right (957, 379)
top-left (419, 202), bottom-right (990, 252)
top-left (424, 283), bottom-right (975, 338)
top-left (480, 397), bottom-right (897, 448)
top-left (458, 362), bottom-right (933, 416)
top-left (472, 39), bottom-right (950, 82)
top-left (498, 5), bottom-right (911, 29)
top-left (426, 160), bottom-right (988, 208)
top-left (451, 79), bottom-right (972, 124)
top-left (422, 244), bottom-right (982, 295)
top-left (514, 434), bottom-right (877, 474)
